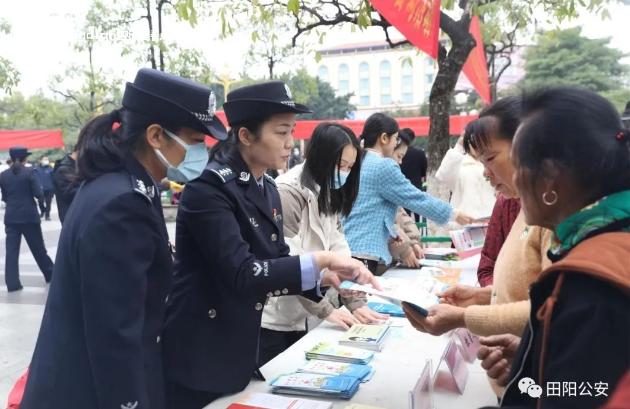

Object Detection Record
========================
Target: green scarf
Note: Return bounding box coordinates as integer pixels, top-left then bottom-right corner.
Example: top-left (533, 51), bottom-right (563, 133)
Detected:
top-left (550, 189), bottom-right (630, 258)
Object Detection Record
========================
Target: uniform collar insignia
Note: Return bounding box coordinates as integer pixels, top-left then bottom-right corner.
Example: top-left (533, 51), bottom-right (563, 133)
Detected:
top-left (239, 172), bottom-right (251, 182)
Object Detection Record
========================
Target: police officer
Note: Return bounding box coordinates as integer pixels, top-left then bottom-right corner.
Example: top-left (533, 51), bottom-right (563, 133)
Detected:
top-left (21, 68), bottom-right (228, 409)
top-left (162, 81), bottom-right (381, 408)
top-left (36, 156), bottom-right (55, 220)
top-left (0, 147), bottom-right (54, 291)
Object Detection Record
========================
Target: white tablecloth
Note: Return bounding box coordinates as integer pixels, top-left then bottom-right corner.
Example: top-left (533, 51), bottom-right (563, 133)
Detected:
top-left (207, 255), bottom-right (499, 409)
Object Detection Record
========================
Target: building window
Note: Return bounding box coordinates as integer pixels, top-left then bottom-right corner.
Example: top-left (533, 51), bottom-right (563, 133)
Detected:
top-left (338, 64), bottom-right (349, 95)
top-left (358, 62), bottom-right (370, 106)
top-left (318, 65), bottom-right (329, 83)
top-left (380, 60), bottom-right (391, 105)
top-left (401, 60), bottom-right (413, 104)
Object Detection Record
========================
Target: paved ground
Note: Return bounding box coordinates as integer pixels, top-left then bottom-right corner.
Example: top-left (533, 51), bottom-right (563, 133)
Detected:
top-left (0, 202), bottom-right (176, 403)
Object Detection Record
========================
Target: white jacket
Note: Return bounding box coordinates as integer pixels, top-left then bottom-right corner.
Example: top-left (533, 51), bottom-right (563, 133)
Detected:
top-left (435, 144), bottom-right (496, 221)
top-left (261, 164), bottom-right (354, 332)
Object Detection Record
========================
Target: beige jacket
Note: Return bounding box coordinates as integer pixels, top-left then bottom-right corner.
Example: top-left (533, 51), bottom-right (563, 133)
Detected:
top-left (261, 164), bottom-right (366, 332)
top-left (388, 207), bottom-right (422, 262)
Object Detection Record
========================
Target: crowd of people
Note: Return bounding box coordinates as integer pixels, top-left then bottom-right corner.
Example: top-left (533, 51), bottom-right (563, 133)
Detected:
top-left (1, 67), bottom-right (628, 409)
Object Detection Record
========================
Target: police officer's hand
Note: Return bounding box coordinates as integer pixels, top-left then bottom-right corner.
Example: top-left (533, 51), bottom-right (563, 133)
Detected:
top-left (314, 252), bottom-right (382, 291)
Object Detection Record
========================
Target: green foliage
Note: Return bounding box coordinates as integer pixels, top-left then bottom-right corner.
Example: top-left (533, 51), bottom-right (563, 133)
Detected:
top-left (601, 89), bottom-right (630, 113)
top-left (279, 69), bottom-right (355, 119)
top-left (520, 27), bottom-right (629, 93)
top-left (0, 19), bottom-right (20, 94)
top-left (0, 92), bottom-right (84, 154)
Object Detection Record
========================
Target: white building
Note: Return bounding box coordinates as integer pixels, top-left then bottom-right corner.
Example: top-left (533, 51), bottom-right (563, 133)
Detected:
top-left (311, 41), bottom-right (438, 119)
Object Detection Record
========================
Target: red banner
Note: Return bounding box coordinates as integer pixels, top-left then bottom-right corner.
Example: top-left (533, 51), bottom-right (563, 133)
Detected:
top-left (205, 113), bottom-right (478, 146)
top-left (462, 16), bottom-right (491, 104)
top-left (369, 0), bottom-right (441, 59)
top-left (0, 130), bottom-right (64, 150)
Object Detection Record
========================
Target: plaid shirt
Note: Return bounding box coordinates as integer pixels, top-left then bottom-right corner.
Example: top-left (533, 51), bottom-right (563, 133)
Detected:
top-left (343, 151), bottom-right (452, 263)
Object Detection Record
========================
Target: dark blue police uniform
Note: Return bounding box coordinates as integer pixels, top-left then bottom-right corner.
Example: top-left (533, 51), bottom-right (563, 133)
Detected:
top-left (35, 163), bottom-right (55, 220)
top-left (0, 152), bottom-right (54, 291)
top-left (21, 156), bottom-right (173, 409)
top-left (21, 67), bottom-right (228, 409)
top-left (163, 147), bottom-right (321, 398)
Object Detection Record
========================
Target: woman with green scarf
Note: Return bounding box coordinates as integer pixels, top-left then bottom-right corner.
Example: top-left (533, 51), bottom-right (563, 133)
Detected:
top-left (477, 87), bottom-right (630, 409)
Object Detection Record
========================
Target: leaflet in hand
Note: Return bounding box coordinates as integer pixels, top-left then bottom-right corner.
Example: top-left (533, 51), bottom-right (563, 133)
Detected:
top-left (340, 279), bottom-right (444, 317)
top-left (305, 342), bottom-right (374, 365)
top-left (367, 301), bottom-right (405, 317)
top-left (338, 324), bottom-right (390, 351)
top-left (271, 372), bottom-right (361, 400)
top-left (227, 392), bottom-right (332, 409)
top-left (298, 360), bottom-right (374, 382)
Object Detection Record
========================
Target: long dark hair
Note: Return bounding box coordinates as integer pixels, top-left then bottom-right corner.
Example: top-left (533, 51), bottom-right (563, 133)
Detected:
top-left (464, 96), bottom-right (522, 154)
top-left (514, 86), bottom-right (630, 200)
top-left (360, 113), bottom-right (399, 148)
top-left (77, 108), bottom-right (177, 181)
top-left (301, 123), bottom-right (361, 217)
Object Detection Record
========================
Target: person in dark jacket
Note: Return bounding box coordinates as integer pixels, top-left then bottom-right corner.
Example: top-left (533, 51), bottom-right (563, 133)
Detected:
top-left (162, 81), bottom-right (379, 408)
top-left (399, 128), bottom-right (427, 190)
top-left (35, 157), bottom-right (55, 220)
top-left (21, 68), bottom-right (229, 409)
top-left (0, 147), bottom-right (54, 291)
top-left (52, 149), bottom-right (79, 224)
top-left (478, 87), bottom-right (630, 409)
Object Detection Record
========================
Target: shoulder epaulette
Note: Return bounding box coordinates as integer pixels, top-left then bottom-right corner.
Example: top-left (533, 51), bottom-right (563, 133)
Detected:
top-left (131, 175), bottom-right (155, 203)
top-left (206, 161), bottom-right (236, 183)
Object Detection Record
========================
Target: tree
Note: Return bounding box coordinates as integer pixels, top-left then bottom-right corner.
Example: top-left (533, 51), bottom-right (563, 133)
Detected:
top-left (0, 19), bottom-right (20, 94)
top-left (520, 27), bottom-right (629, 93)
top-left (209, 0), bottom-right (615, 179)
top-left (0, 92), bottom-right (83, 155)
top-left (281, 69), bottom-right (355, 119)
top-left (49, 1), bottom-right (124, 131)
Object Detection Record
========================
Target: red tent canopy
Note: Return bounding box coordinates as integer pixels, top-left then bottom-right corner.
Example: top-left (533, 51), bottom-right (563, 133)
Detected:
top-left (0, 130), bottom-right (64, 150)
top-left (205, 112), bottom-right (477, 146)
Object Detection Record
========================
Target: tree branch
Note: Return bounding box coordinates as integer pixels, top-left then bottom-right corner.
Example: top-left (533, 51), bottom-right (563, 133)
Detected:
top-left (50, 88), bottom-right (89, 114)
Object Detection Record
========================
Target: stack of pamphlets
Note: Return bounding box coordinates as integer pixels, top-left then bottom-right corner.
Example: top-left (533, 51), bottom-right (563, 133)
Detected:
top-left (227, 392), bottom-right (332, 409)
top-left (366, 301), bottom-right (405, 317)
top-left (297, 360), bottom-right (374, 383)
top-left (305, 342), bottom-right (374, 365)
top-left (338, 324), bottom-right (390, 351)
top-left (270, 373), bottom-right (361, 400)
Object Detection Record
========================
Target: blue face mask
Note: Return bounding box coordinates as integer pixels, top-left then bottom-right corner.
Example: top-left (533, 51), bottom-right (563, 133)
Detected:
top-left (333, 170), bottom-right (350, 190)
top-left (155, 129), bottom-right (209, 183)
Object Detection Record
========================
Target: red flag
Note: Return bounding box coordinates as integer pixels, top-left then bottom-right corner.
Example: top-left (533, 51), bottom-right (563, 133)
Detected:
top-left (370, 0), bottom-right (441, 59)
top-left (462, 16), bottom-right (491, 103)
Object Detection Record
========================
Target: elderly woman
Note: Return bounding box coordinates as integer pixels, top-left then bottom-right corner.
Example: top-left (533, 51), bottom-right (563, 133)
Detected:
top-left (480, 87), bottom-right (630, 409)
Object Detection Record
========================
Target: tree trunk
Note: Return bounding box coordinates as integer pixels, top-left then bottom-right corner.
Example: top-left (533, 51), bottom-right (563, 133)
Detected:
top-left (426, 12), bottom-right (476, 235)
top-left (427, 12), bottom-right (476, 175)
top-left (88, 45), bottom-right (96, 113)
top-left (145, 0), bottom-right (157, 69)
top-left (157, 1), bottom-right (165, 71)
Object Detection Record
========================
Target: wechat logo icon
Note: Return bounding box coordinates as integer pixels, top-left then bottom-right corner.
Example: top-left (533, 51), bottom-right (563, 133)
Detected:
top-left (518, 377), bottom-right (543, 399)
